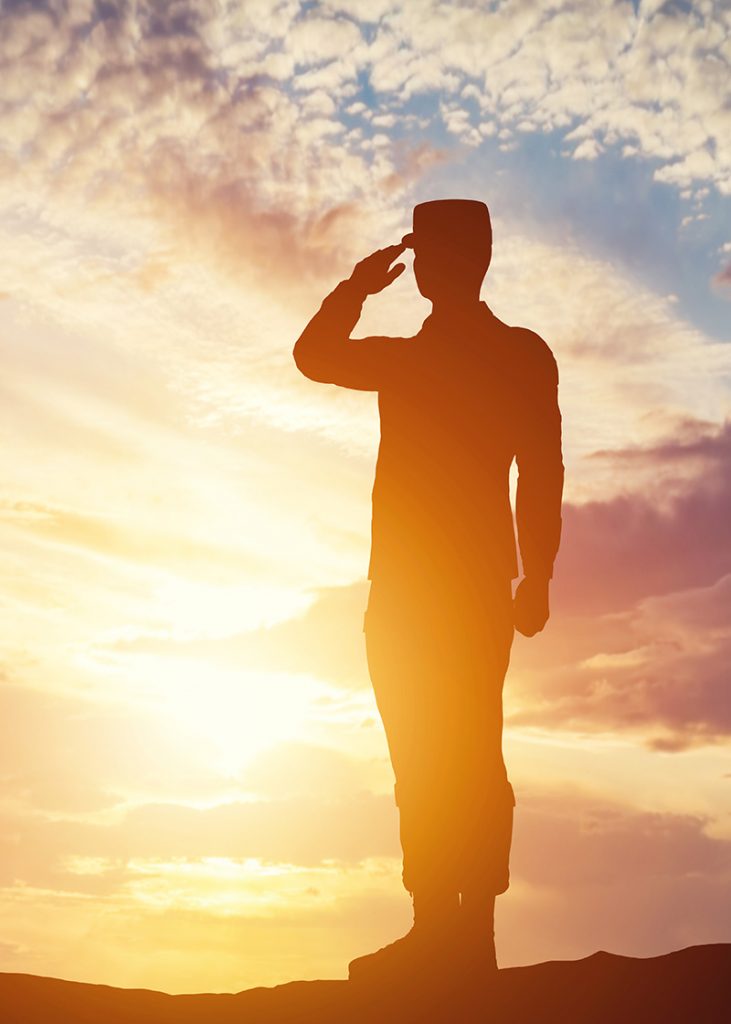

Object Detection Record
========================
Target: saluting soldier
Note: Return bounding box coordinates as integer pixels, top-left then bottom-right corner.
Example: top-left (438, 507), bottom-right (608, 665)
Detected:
top-left (294, 199), bottom-right (564, 993)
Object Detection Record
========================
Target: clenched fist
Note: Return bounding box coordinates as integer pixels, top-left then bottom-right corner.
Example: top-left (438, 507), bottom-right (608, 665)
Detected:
top-left (513, 576), bottom-right (550, 637)
top-left (348, 243), bottom-right (407, 295)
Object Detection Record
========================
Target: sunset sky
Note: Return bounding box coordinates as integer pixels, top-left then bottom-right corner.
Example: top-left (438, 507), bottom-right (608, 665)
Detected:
top-left (1, 0), bottom-right (730, 995)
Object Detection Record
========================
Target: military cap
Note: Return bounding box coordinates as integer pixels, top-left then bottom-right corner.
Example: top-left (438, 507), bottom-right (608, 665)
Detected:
top-left (401, 198), bottom-right (492, 268)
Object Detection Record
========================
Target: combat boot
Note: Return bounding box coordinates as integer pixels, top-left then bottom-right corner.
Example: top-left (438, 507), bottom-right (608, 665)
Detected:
top-left (456, 891), bottom-right (499, 1000)
top-left (348, 888), bottom-right (460, 988)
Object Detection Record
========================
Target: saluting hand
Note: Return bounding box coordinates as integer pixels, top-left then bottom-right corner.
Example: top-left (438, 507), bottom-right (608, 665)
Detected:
top-left (513, 577), bottom-right (550, 637)
top-left (348, 243), bottom-right (407, 295)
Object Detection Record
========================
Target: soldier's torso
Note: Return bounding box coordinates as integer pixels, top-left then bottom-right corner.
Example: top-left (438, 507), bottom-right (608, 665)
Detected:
top-left (368, 307), bottom-right (527, 587)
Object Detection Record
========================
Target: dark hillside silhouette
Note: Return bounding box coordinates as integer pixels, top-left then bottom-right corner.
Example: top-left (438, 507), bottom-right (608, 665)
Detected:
top-left (2, 944), bottom-right (729, 1023)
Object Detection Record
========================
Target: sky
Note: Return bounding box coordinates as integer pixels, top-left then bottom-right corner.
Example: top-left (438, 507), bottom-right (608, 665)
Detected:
top-left (1, 0), bottom-right (730, 995)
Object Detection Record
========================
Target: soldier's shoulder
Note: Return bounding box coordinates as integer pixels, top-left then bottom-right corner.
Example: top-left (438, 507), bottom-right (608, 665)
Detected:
top-left (505, 325), bottom-right (558, 381)
top-left (507, 325), bottom-right (556, 359)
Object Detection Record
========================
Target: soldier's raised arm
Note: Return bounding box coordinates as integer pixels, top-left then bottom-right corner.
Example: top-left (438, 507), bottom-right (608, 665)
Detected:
top-left (293, 243), bottom-right (406, 391)
top-left (513, 329), bottom-right (565, 636)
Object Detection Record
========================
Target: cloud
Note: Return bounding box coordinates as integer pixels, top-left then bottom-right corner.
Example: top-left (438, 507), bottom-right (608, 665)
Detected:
top-left (0, 791), bottom-right (399, 890)
top-left (2, 2), bottom-right (729, 493)
top-left (96, 417), bottom-right (731, 751)
top-left (379, 140), bottom-right (452, 194)
top-left (0, 499), bottom-right (270, 579)
top-left (354, 0), bottom-right (730, 192)
top-left (0, 0), bottom-right (429, 302)
top-left (502, 786), bottom-right (731, 964)
top-left (103, 581), bottom-right (372, 688)
top-left (555, 420), bottom-right (731, 614)
top-left (1, 0), bottom-right (727, 328)
top-left (3, 768), bottom-right (728, 926)
top-left (512, 788), bottom-right (730, 889)
top-left (0, 779), bottom-right (727, 984)
top-left (287, 13), bottom-right (363, 64)
top-left (511, 574), bottom-right (731, 749)
top-left (712, 262), bottom-right (731, 295)
top-left (0, 864), bottom-right (409, 991)
top-left (502, 420), bottom-right (731, 748)
top-left (241, 739), bottom-right (384, 799)
top-left (0, 682), bottom-right (225, 813)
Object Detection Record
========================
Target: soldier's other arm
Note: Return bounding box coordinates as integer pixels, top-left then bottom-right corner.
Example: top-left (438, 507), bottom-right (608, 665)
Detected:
top-left (293, 243), bottom-right (406, 391)
top-left (513, 330), bottom-right (565, 637)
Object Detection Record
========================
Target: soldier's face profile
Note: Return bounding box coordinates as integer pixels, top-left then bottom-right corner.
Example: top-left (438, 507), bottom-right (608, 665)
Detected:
top-left (412, 249), bottom-right (438, 300)
top-left (413, 245), bottom-right (485, 302)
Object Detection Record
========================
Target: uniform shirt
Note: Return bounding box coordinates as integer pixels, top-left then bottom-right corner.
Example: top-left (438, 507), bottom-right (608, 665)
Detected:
top-left (294, 279), bottom-right (564, 591)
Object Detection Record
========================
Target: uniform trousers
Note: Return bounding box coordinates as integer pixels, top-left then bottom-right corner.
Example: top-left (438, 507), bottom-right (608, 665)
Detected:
top-left (364, 572), bottom-right (515, 897)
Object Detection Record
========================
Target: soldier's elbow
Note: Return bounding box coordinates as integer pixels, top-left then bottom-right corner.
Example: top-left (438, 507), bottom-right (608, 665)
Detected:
top-left (293, 342), bottom-right (329, 383)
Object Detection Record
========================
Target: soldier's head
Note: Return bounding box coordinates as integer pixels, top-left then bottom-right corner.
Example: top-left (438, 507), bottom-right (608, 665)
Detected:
top-left (402, 199), bottom-right (492, 304)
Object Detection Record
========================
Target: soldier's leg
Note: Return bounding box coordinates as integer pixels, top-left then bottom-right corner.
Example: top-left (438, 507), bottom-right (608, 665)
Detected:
top-left (348, 587), bottom-right (460, 983)
top-left (449, 580), bottom-right (515, 979)
top-left (353, 579), bottom-right (514, 987)
top-left (363, 580), bottom-right (462, 903)
top-left (458, 577), bottom-right (515, 890)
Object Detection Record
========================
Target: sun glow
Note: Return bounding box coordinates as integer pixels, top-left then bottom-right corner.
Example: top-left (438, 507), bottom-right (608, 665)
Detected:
top-left (150, 578), bottom-right (311, 638)
top-left (130, 658), bottom-right (328, 771)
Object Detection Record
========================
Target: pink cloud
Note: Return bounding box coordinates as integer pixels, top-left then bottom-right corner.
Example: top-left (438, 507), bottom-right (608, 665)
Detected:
top-left (554, 421), bottom-right (731, 615)
top-left (510, 575), bottom-right (731, 748)
top-left (502, 789), bottom-right (731, 962)
top-left (711, 263), bottom-right (731, 295)
top-left (510, 421), bottom-right (731, 747)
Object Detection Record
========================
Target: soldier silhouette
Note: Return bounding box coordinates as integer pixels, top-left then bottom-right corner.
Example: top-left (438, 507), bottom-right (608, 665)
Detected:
top-left (294, 199), bottom-right (564, 994)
